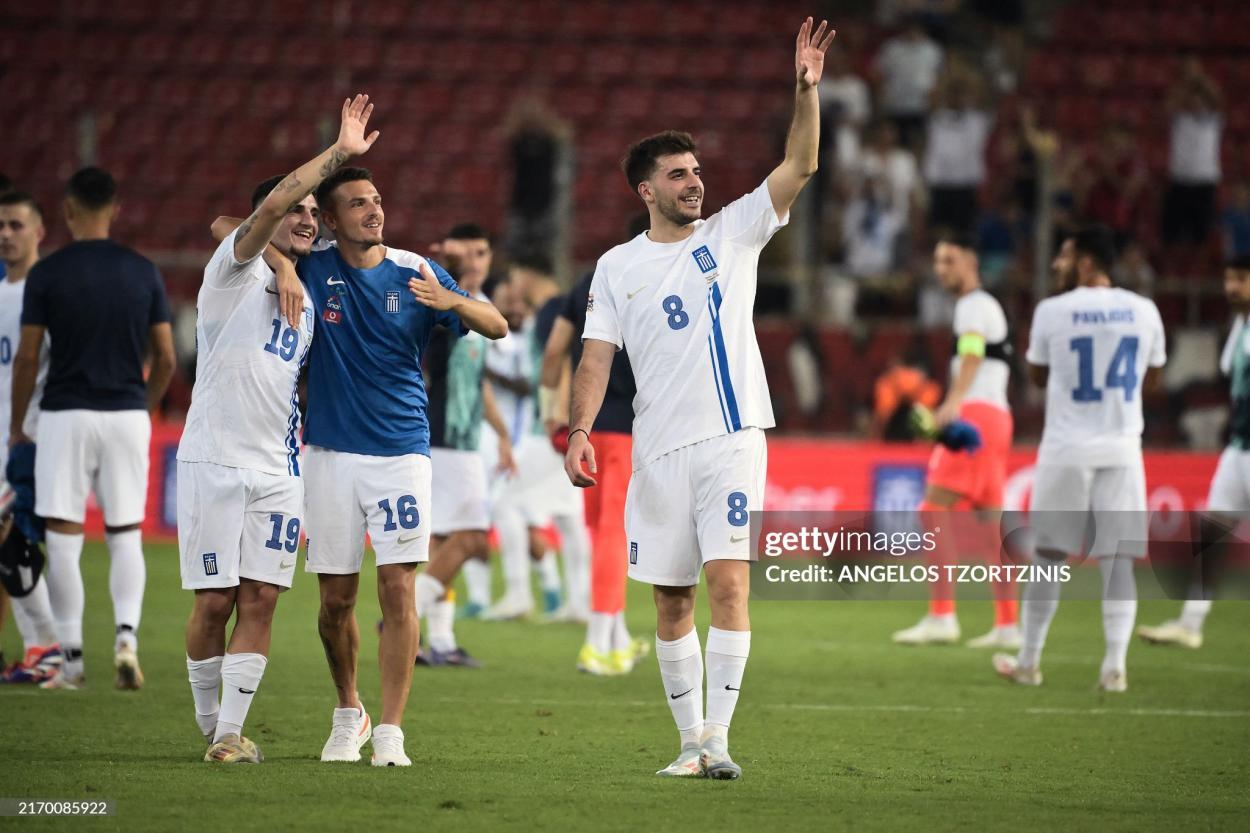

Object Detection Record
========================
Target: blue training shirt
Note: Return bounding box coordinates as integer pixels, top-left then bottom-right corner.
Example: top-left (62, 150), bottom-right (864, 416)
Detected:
top-left (298, 243), bottom-right (469, 457)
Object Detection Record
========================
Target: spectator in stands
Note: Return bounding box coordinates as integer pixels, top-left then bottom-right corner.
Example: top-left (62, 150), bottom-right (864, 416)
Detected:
top-left (872, 16), bottom-right (944, 150)
top-left (853, 120), bottom-right (922, 238)
top-left (1111, 241), bottom-right (1156, 297)
top-left (504, 95), bottom-right (571, 269)
top-left (1077, 121), bottom-right (1148, 250)
top-left (820, 46), bottom-right (872, 173)
top-left (1222, 181), bottom-right (1250, 261)
top-left (1162, 59), bottom-right (1224, 264)
top-left (842, 175), bottom-right (904, 278)
top-left (975, 190), bottom-right (1020, 287)
top-left (923, 70), bottom-right (992, 237)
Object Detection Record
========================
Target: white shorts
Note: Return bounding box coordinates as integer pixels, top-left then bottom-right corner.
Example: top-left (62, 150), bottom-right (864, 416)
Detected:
top-left (494, 434), bottom-right (584, 526)
top-left (178, 461), bottom-right (303, 590)
top-left (625, 428), bottom-right (767, 586)
top-left (1030, 458), bottom-right (1147, 558)
top-left (303, 446), bottom-right (432, 574)
top-left (35, 409), bottom-right (151, 526)
top-left (1207, 446), bottom-right (1250, 512)
top-left (431, 448), bottom-right (489, 535)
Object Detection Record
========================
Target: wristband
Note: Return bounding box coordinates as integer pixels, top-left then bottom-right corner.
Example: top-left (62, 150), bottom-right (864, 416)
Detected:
top-left (567, 428), bottom-right (590, 444)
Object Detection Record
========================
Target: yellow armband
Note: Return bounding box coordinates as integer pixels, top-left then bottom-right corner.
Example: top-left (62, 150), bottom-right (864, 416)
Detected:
top-left (957, 333), bottom-right (986, 358)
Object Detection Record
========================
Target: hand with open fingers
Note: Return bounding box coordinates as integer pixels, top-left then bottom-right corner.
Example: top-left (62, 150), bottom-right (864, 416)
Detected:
top-left (408, 263), bottom-right (459, 311)
top-left (564, 433), bottom-right (597, 488)
top-left (795, 17), bottom-right (837, 89)
top-left (274, 259), bottom-right (305, 329)
top-left (336, 93), bottom-right (381, 158)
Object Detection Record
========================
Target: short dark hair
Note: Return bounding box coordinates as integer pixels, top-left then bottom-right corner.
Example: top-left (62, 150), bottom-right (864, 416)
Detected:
top-left (0, 173), bottom-right (12, 196)
top-left (67, 166), bottom-right (117, 210)
top-left (511, 250), bottom-right (554, 277)
top-left (1226, 255), bottom-right (1250, 272)
top-left (0, 190), bottom-right (43, 220)
top-left (251, 174), bottom-right (286, 212)
top-left (1071, 225), bottom-right (1117, 274)
top-left (936, 230), bottom-right (977, 252)
top-left (446, 223), bottom-right (491, 242)
top-left (621, 130), bottom-right (698, 191)
top-left (315, 167), bottom-right (373, 210)
top-left (482, 272), bottom-right (510, 301)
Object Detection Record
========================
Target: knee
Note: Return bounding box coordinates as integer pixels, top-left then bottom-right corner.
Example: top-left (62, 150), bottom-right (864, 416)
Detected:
top-left (464, 531), bottom-right (489, 557)
top-left (319, 590), bottom-right (356, 624)
top-left (238, 584), bottom-right (280, 624)
top-left (194, 592), bottom-right (235, 630)
top-left (377, 569), bottom-right (416, 618)
top-left (705, 571), bottom-right (749, 612)
top-left (654, 587), bottom-right (695, 625)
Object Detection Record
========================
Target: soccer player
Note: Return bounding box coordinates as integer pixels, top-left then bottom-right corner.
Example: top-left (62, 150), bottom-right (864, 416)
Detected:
top-left (564, 18), bottom-right (835, 779)
top-left (9, 167), bottom-right (176, 691)
top-left (539, 224), bottom-right (648, 674)
top-left (298, 167), bottom-right (506, 766)
top-left (1136, 255), bottom-right (1250, 648)
top-left (0, 190), bottom-right (60, 684)
top-left (994, 227), bottom-right (1166, 691)
top-left (892, 234), bottom-right (1019, 648)
top-left (183, 96), bottom-right (377, 763)
top-left (416, 223), bottom-right (515, 667)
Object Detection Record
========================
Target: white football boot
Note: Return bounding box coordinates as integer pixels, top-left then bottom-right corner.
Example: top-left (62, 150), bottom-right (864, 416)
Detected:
top-left (892, 615), bottom-right (960, 645)
top-left (370, 724), bottom-right (412, 767)
top-left (966, 624), bottom-right (1022, 649)
top-left (992, 652), bottom-right (1042, 686)
top-left (1136, 620), bottom-right (1202, 649)
top-left (656, 745), bottom-right (704, 777)
top-left (320, 705), bottom-right (372, 762)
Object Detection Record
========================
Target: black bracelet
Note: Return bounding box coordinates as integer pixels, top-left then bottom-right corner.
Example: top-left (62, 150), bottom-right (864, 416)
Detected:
top-left (567, 428), bottom-right (590, 443)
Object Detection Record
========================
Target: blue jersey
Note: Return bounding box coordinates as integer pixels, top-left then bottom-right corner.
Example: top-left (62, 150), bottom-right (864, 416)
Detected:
top-left (298, 244), bottom-right (469, 457)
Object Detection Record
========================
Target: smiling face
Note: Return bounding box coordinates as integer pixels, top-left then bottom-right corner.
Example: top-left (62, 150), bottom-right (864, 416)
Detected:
top-left (641, 152), bottom-right (704, 227)
top-left (322, 179), bottom-right (384, 247)
top-left (271, 195), bottom-right (319, 258)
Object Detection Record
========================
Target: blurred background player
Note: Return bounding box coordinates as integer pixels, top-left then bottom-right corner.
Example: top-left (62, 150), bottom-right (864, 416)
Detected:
top-left (1137, 255), bottom-right (1250, 649)
top-left (183, 96), bottom-right (374, 764)
top-left (417, 223), bottom-right (515, 667)
top-left (296, 165), bottom-right (505, 766)
top-left (995, 227), bottom-right (1166, 692)
top-left (566, 18), bottom-right (834, 779)
top-left (9, 167), bottom-right (176, 691)
top-left (0, 189), bottom-right (59, 684)
top-left (540, 216), bottom-right (649, 675)
top-left (893, 233), bottom-right (1019, 648)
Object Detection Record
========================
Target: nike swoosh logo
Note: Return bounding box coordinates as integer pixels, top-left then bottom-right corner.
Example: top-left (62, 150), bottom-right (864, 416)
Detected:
top-left (327, 277), bottom-right (345, 286)
top-left (238, 688), bottom-right (256, 695)
top-left (730, 535), bottom-right (748, 543)
top-left (626, 285), bottom-right (648, 300)
top-left (398, 533), bottom-right (421, 544)
top-left (724, 684), bottom-right (740, 691)
top-left (670, 688), bottom-right (693, 700)
top-left (265, 287), bottom-right (279, 295)
top-left (279, 561), bottom-right (295, 570)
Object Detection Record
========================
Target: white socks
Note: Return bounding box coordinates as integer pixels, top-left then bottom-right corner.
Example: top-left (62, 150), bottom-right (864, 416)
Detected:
top-left (656, 628), bottom-right (704, 748)
top-left (413, 573), bottom-right (444, 618)
top-left (106, 529), bottom-right (145, 649)
top-left (1018, 556), bottom-right (1062, 669)
top-left (215, 652), bottom-right (268, 743)
top-left (611, 612), bottom-right (631, 653)
top-left (11, 580), bottom-right (57, 651)
top-left (553, 515), bottom-right (590, 615)
top-left (44, 530), bottom-right (85, 675)
top-left (587, 612), bottom-right (614, 654)
top-left (428, 599), bottom-right (457, 653)
top-left (463, 558), bottom-right (492, 608)
top-left (535, 551), bottom-right (561, 594)
top-left (1099, 555), bottom-right (1137, 676)
top-left (1180, 599), bottom-right (1212, 633)
top-left (187, 655), bottom-right (224, 738)
top-left (494, 504), bottom-right (529, 602)
top-left (704, 627), bottom-right (750, 743)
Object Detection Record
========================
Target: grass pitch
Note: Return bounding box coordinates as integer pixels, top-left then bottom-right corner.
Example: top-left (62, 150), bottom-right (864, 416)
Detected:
top-left (1, 543), bottom-right (1246, 832)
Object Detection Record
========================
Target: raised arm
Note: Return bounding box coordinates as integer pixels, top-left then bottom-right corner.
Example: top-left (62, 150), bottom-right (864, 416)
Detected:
top-left (766, 17), bottom-right (836, 220)
top-left (232, 94), bottom-right (379, 263)
top-left (211, 215), bottom-right (305, 327)
top-left (563, 338), bottom-right (615, 488)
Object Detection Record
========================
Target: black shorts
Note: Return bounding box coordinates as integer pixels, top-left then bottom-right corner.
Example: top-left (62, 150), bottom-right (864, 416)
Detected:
top-left (1162, 182), bottom-right (1217, 245)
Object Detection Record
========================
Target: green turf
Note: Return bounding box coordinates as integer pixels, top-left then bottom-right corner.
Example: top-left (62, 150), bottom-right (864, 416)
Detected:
top-left (1, 543), bottom-right (1247, 832)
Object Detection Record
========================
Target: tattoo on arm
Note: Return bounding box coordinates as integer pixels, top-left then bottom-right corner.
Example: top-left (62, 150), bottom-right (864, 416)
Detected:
top-left (235, 212), bottom-right (258, 241)
top-left (318, 149), bottom-right (349, 178)
top-left (275, 172), bottom-right (304, 194)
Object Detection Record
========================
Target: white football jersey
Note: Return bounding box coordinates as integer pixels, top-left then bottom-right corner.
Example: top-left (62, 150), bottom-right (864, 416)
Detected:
top-left (584, 179), bottom-right (784, 469)
top-left (0, 276), bottom-right (47, 447)
top-left (950, 288), bottom-right (1010, 410)
top-left (1027, 286), bottom-right (1166, 467)
top-left (177, 230), bottom-right (314, 476)
top-left (483, 323), bottom-right (533, 442)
